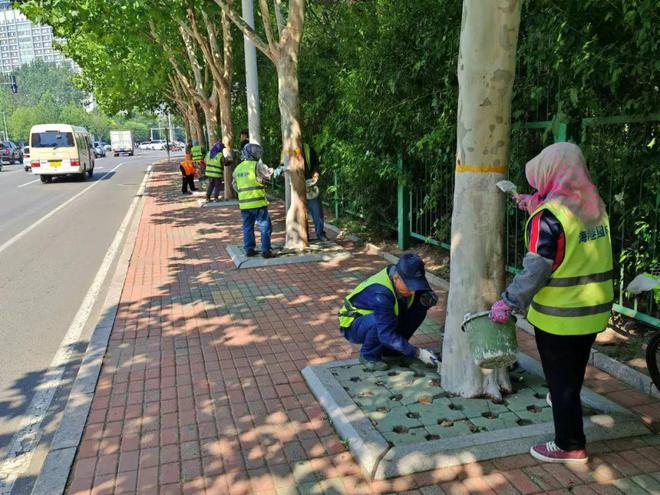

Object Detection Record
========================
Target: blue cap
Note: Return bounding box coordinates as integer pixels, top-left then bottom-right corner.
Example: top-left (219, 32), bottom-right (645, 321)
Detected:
top-left (395, 253), bottom-right (430, 292)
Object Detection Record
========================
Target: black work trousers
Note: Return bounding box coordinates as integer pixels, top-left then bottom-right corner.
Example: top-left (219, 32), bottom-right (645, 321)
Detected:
top-left (206, 177), bottom-right (222, 199)
top-left (534, 326), bottom-right (597, 451)
top-left (181, 174), bottom-right (196, 193)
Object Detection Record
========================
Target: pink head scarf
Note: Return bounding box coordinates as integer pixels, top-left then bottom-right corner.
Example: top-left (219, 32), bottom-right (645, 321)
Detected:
top-left (523, 142), bottom-right (606, 227)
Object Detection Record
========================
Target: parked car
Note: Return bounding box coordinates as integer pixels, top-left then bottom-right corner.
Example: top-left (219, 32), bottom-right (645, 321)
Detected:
top-left (138, 141), bottom-right (152, 150)
top-left (93, 142), bottom-right (106, 158)
top-left (150, 139), bottom-right (167, 150)
top-left (0, 141), bottom-right (22, 164)
top-left (101, 142), bottom-right (111, 151)
top-left (23, 146), bottom-right (31, 171)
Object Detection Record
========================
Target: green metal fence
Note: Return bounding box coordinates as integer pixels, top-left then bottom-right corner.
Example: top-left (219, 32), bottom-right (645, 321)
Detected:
top-left (322, 115), bottom-right (659, 328)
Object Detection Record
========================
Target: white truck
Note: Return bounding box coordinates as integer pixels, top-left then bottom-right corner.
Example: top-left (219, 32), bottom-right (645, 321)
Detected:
top-left (110, 130), bottom-right (134, 156)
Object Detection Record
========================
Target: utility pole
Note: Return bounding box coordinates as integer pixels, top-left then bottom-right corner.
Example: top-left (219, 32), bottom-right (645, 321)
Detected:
top-left (2, 111), bottom-right (8, 141)
top-left (167, 111), bottom-right (174, 143)
top-left (242, 0), bottom-right (261, 144)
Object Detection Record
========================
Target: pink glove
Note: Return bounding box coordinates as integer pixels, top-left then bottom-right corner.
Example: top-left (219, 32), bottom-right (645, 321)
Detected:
top-left (490, 299), bottom-right (512, 324)
top-left (514, 192), bottom-right (543, 214)
top-left (514, 193), bottom-right (532, 211)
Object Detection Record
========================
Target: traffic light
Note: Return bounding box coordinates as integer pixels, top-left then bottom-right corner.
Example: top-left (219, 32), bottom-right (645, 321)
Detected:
top-left (10, 75), bottom-right (17, 94)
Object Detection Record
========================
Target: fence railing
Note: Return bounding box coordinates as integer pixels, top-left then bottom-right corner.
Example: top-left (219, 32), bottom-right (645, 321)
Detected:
top-left (322, 114), bottom-right (658, 328)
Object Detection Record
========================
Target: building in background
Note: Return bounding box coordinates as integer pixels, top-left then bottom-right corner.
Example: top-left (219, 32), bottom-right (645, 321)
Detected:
top-left (0, 0), bottom-right (76, 74)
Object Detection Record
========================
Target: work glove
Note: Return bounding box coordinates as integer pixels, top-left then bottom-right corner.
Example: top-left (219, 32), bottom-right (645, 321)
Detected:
top-left (417, 348), bottom-right (439, 367)
top-left (489, 299), bottom-right (512, 324)
top-left (419, 290), bottom-right (439, 308)
top-left (513, 193), bottom-right (533, 211)
top-left (272, 165), bottom-right (285, 180)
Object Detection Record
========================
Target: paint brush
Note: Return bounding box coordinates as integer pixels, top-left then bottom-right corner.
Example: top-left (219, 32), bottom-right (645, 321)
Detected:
top-left (496, 180), bottom-right (518, 195)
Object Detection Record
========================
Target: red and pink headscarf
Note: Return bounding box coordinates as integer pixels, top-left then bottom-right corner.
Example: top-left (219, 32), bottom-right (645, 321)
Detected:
top-left (523, 142), bottom-right (606, 227)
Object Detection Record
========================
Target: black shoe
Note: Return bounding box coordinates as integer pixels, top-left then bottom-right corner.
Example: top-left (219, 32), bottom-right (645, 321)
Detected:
top-left (182, 191), bottom-right (192, 195)
top-left (206, 197), bottom-right (212, 202)
top-left (212, 197), bottom-right (220, 202)
top-left (245, 249), bottom-right (258, 257)
top-left (261, 249), bottom-right (275, 259)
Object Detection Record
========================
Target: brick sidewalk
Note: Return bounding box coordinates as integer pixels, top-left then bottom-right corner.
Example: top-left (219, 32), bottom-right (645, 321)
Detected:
top-left (66, 162), bottom-right (660, 494)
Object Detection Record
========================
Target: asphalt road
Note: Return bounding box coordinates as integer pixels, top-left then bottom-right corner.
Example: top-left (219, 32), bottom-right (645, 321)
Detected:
top-left (0, 151), bottom-right (171, 493)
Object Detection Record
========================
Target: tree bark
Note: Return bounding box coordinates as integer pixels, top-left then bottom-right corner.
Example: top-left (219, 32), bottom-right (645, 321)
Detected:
top-left (202, 88), bottom-right (220, 146)
top-left (441, 0), bottom-right (521, 399)
top-left (218, 78), bottom-right (236, 199)
top-left (191, 104), bottom-right (205, 146)
top-left (277, 53), bottom-right (308, 250)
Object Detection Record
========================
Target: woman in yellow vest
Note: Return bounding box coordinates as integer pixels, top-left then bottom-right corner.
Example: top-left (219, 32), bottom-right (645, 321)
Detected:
top-left (490, 143), bottom-right (613, 465)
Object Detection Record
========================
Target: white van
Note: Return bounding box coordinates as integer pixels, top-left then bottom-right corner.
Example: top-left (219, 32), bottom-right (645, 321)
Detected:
top-left (29, 124), bottom-right (95, 183)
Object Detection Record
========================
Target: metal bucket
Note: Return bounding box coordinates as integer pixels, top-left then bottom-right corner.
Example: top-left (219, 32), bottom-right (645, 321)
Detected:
top-left (461, 311), bottom-right (518, 369)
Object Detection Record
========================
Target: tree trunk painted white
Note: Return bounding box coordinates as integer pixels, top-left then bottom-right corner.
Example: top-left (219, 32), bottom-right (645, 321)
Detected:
top-left (242, 0), bottom-right (261, 144)
top-left (441, 0), bottom-right (521, 399)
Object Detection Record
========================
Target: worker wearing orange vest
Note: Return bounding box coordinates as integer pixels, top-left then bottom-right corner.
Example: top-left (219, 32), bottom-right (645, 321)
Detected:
top-left (180, 153), bottom-right (198, 195)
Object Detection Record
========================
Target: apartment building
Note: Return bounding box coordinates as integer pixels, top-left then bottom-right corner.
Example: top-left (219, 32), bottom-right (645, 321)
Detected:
top-left (0, 0), bottom-right (76, 74)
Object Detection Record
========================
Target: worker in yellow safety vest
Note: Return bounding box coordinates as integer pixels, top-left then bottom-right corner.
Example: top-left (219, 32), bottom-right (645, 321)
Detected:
top-left (490, 142), bottom-right (613, 465)
top-left (338, 253), bottom-right (440, 372)
top-left (191, 141), bottom-right (205, 180)
top-left (204, 141), bottom-right (224, 202)
top-left (232, 143), bottom-right (283, 258)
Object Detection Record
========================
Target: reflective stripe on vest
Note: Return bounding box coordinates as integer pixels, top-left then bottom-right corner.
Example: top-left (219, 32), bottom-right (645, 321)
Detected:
top-left (191, 145), bottom-right (203, 161)
top-left (338, 267), bottom-right (412, 330)
top-left (205, 152), bottom-right (223, 178)
top-left (525, 202), bottom-right (614, 335)
top-left (235, 160), bottom-right (268, 210)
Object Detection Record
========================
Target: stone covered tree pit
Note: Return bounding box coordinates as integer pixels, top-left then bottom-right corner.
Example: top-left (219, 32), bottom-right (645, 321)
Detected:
top-left (332, 360), bottom-right (594, 447)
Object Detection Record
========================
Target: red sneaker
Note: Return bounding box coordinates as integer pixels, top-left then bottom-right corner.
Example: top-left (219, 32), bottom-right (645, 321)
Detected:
top-left (530, 441), bottom-right (588, 464)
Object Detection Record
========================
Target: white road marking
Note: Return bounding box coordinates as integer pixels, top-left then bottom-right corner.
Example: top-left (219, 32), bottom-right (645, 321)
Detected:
top-left (0, 162), bottom-right (124, 256)
top-left (17, 179), bottom-right (39, 188)
top-left (96, 166), bottom-right (105, 169)
top-left (0, 164), bottom-right (152, 495)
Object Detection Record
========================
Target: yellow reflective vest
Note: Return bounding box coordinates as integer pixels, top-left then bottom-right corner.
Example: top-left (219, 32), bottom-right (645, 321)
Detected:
top-left (205, 151), bottom-right (222, 178)
top-left (191, 144), bottom-right (203, 161)
top-left (234, 160), bottom-right (268, 210)
top-left (525, 202), bottom-right (614, 335)
top-left (338, 268), bottom-right (413, 330)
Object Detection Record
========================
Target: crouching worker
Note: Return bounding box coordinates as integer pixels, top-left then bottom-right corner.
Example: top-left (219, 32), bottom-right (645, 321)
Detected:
top-left (180, 153), bottom-right (197, 195)
top-left (232, 143), bottom-right (283, 259)
top-left (339, 253), bottom-right (440, 371)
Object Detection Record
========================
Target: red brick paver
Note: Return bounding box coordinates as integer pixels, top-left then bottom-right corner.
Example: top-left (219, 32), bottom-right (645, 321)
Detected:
top-left (66, 162), bottom-right (660, 494)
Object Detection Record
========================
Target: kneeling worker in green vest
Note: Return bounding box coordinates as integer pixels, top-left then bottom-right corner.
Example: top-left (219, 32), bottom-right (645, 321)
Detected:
top-left (339, 253), bottom-right (440, 371)
top-left (232, 143), bottom-right (283, 259)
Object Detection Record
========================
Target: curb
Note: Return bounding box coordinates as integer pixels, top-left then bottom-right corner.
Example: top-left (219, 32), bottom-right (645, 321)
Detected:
top-left (304, 354), bottom-right (652, 480)
top-left (30, 165), bottom-right (153, 495)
